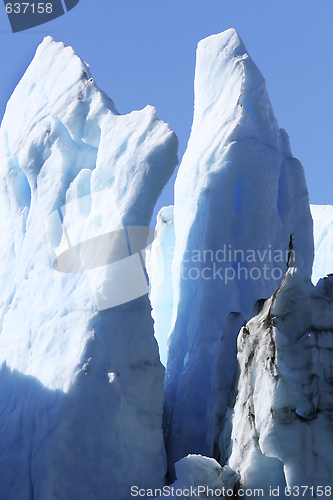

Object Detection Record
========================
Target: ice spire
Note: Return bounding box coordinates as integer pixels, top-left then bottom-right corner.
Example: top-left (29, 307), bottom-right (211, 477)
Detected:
top-left (160, 28), bottom-right (313, 476)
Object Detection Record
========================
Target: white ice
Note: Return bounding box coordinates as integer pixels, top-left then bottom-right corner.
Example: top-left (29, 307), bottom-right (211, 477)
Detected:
top-left (147, 205), bottom-right (175, 366)
top-left (154, 454), bottom-right (240, 499)
top-left (0, 36), bottom-right (178, 499)
top-left (225, 263), bottom-right (333, 499)
top-left (155, 28), bottom-right (314, 477)
top-left (310, 204), bottom-right (333, 284)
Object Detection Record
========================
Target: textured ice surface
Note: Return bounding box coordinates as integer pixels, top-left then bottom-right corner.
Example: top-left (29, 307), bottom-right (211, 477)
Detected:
top-left (155, 455), bottom-right (240, 499)
top-left (223, 266), bottom-right (333, 499)
top-left (160, 28), bottom-right (314, 476)
top-left (0, 37), bottom-right (178, 499)
top-left (311, 204), bottom-right (333, 284)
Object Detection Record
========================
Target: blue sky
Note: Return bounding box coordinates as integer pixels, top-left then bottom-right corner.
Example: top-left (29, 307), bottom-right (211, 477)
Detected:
top-left (1, 0), bottom-right (332, 224)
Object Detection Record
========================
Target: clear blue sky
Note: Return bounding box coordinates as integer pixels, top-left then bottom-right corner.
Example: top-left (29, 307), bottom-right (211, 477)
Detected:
top-left (1, 0), bottom-right (332, 224)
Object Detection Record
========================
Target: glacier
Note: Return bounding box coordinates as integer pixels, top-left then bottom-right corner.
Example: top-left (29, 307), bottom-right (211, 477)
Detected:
top-left (0, 37), bottom-right (178, 499)
top-left (223, 262), bottom-right (333, 498)
top-left (147, 206), bottom-right (175, 367)
top-left (1, 26), bottom-right (331, 500)
top-left (155, 28), bottom-right (314, 477)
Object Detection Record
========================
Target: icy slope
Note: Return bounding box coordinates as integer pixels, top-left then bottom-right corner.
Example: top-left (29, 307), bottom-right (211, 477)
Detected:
top-left (310, 204), bottom-right (333, 284)
top-left (0, 37), bottom-right (178, 499)
top-left (224, 266), bottom-right (333, 498)
top-left (161, 28), bottom-right (314, 475)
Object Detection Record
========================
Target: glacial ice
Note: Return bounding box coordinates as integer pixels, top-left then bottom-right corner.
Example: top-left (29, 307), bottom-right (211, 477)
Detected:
top-left (0, 26), bottom-right (330, 500)
top-left (147, 206), bottom-right (175, 367)
top-left (310, 204), bottom-right (333, 285)
top-left (0, 36), bottom-right (178, 499)
top-left (223, 264), bottom-right (333, 498)
top-left (158, 28), bottom-right (314, 476)
top-left (154, 454), bottom-right (240, 499)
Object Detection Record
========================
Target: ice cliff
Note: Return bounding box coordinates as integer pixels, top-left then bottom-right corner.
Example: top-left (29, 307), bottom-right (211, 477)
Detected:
top-left (222, 265), bottom-right (333, 498)
top-left (0, 37), bottom-right (178, 499)
top-left (154, 28), bottom-right (314, 476)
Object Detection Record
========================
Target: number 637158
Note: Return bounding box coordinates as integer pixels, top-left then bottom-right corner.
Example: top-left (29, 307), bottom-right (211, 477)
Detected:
top-left (6, 3), bottom-right (53, 14)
